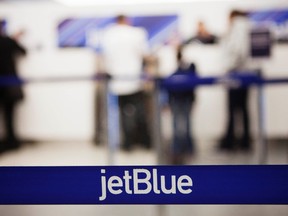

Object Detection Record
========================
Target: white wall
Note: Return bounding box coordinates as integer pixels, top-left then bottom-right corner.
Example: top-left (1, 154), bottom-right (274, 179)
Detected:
top-left (0, 0), bottom-right (288, 141)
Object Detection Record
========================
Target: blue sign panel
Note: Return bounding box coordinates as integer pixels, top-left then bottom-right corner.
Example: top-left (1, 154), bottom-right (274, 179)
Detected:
top-left (57, 15), bottom-right (178, 48)
top-left (250, 28), bottom-right (271, 58)
top-left (249, 9), bottom-right (288, 43)
top-left (0, 165), bottom-right (287, 205)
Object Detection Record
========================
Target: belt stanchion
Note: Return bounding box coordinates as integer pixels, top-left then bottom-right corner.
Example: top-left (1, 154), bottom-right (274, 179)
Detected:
top-left (101, 75), bottom-right (116, 165)
top-left (151, 78), bottom-right (166, 216)
top-left (90, 73), bottom-right (115, 165)
top-left (96, 73), bottom-right (120, 165)
top-left (107, 91), bottom-right (119, 165)
top-left (257, 74), bottom-right (268, 164)
top-left (152, 78), bottom-right (165, 165)
top-left (0, 165), bottom-right (287, 204)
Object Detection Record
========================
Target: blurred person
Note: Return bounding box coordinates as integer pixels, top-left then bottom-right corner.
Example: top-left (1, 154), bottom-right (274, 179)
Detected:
top-left (166, 47), bottom-right (197, 164)
top-left (0, 20), bottom-right (26, 153)
top-left (219, 10), bottom-right (253, 151)
top-left (101, 15), bottom-right (151, 151)
top-left (184, 20), bottom-right (218, 45)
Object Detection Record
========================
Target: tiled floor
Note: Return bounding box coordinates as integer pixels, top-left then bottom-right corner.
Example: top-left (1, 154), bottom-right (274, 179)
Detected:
top-left (0, 140), bottom-right (287, 216)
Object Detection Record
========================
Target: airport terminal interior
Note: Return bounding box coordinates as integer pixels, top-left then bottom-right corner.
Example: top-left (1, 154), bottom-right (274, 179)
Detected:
top-left (0, 0), bottom-right (288, 215)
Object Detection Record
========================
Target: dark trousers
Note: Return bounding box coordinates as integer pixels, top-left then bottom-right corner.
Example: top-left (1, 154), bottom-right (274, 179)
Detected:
top-left (170, 96), bottom-right (194, 155)
top-left (223, 88), bottom-right (251, 149)
top-left (1, 101), bottom-right (18, 143)
top-left (118, 91), bottom-right (151, 149)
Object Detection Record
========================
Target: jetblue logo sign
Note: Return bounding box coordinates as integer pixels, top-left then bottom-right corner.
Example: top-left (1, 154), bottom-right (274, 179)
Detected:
top-left (99, 168), bottom-right (193, 201)
top-left (0, 165), bottom-right (287, 204)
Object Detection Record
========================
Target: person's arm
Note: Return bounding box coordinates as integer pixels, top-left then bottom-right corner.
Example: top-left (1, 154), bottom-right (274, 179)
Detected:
top-left (11, 38), bottom-right (27, 55)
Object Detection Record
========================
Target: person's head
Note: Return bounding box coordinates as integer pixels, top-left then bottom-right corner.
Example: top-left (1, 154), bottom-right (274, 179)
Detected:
top-left (197, 20), bottom-right (209, 36)
top-left (115, 14), bottom-right (130, 25)
top-left (197, 21), bottom-right (205, 31)
top-left (229, 10), bottom-right (247, 22)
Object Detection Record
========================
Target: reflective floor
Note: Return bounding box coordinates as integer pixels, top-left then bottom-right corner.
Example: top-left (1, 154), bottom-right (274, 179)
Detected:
top-left (0, 140), bottom-right (287, 216)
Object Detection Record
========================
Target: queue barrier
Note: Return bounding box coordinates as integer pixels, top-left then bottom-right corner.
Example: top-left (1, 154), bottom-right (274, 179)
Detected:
top-left (1, 72), bottom-right (288, 88)
top-left (160, 72), bottom-right (288, 90)
top-left (0, 71), bottom-right (287, 85)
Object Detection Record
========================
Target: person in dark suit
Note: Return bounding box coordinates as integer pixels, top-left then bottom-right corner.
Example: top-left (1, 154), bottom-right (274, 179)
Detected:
top-left (0, 20), bottom-right (26, 153)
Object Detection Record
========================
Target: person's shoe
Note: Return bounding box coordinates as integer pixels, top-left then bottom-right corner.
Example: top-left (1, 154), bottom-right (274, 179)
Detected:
top-left (142, 142), bottom-right (152, 150)
top-left (0, 139), bottom-right (21, 154)
top-left (171, 154), bottom-right (185, 165)
top-left (0, 145), bottom-right (6, 154)
top-left (218, 139), bottom-right (235, 152)
top-left (240, 144), bottom-right (252, 152)
top-left (240, 137), bottom-right (252, 152)
top-left (121, 144), bottom-right (132, 152)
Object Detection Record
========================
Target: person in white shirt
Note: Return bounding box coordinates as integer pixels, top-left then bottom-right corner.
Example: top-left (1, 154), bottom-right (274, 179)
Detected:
top-left (101, 15), bottom-right (151, 151)
top-left (222, 11), bottom-right (252, 72)
top-left (219, 10), bottom-right (252, 151)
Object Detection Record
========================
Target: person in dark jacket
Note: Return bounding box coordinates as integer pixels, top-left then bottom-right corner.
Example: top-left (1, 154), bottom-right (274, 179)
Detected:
top-left (0, 20), bottom-right (26, 153)
top-left (184, 21), bottom-right (218, 45)
top-left (166, 47), bottom-right (197, 164)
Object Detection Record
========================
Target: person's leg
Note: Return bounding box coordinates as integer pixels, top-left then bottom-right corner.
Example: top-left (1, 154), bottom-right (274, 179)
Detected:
top-left (3, 101), bottom-right (20, 149)
top-left (94, 81), bottom-right (107, 145)
top-left (134, 92), bottom-right (151, 149)
top-left (220, 89), bottom-right (236, 150)
top-left (119, 95), bottom-right (130, 150)
top-left (180, 98), bottom-right (194, 154)
top-left (240, 89), bottom-right (251, 149)
top-left (118, 94), bottom-right (137, 150)
top-left (170, 98), bottom-right (184, 164)
top-left (170, 97), bottom-right (193, 157)
top-left (4, 102), bottom-right (15, 140)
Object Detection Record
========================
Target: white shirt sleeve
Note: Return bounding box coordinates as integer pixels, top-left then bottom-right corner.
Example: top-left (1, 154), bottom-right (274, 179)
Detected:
top-left (137, 28), bottom-right (150, 57)
top-left (222, 17), bottom-right (250, 72)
